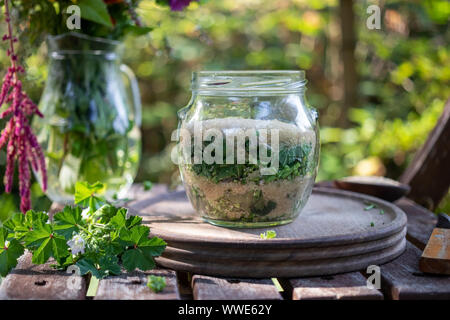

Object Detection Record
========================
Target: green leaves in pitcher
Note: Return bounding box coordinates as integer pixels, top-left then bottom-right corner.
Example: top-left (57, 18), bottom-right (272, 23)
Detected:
top-left (0, 181), bottom-right (166, 278)
top-left (37, 51), bottom-right (141, 200)
top-left (0, 229), bottom-right (24, 277)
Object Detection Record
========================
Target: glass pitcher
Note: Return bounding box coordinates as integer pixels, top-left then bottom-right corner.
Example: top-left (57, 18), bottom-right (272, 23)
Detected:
top-left (177, 71), bottom-right (320, 228)
top-left (32, 33), bottom-right (141, 204)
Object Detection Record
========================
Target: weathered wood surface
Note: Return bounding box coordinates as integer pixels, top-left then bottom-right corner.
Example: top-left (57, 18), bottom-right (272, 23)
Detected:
top-left (161, 227), bottom-right (407, 262)
top-left (1, 183), bottom-right (447, 300)
top-left (379, 242), bottom-right (450, 300)
top-left (95, 269), bottom-right (180, 300)
top-left (400, 97), bottom-right (450, 210)
top-left (419, 228), bottom-right (450, 275)
top-left (324, 184), bottom-right (437, 250)
top-left (0, 252), bottom-right (86, 300)
top-left (289, 182), bottom-right (449, 301)
top-left (156, 239), bottom-right (406, 278)
top-left (131, 187), bottom-right (406, 246)
top-left (290, 272), bottom-right (383, 300)
top-left (192, 275), bottom-right (282, 300)
top-left (395, 197), bottom-right (437, 249)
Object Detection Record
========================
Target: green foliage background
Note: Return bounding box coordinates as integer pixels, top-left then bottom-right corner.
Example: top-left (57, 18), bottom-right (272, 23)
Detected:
top-left (0, 0), bottom-right (449, 219)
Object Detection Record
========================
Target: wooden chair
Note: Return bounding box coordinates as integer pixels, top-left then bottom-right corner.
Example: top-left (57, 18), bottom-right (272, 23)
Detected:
top-left (400, 97), bottom-right (450, 211)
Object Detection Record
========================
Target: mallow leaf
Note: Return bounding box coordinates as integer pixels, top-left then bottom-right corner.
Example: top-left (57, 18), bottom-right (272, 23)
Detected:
top-left (93, 204), bottom-right (120, 224)
top-left (109, 209), bottom-right (142, 230)
top-left (76, 255), bottom-right (121, 279)
top-left (119, 226), bottom-right (166, 272)
top-left (76, 258), bottom-right (104, 279)
top-left (98, 255), bottom-right (121, 277)
top-left (3, 210), bottom-right (49, 240)
top-left (74, 181), bottom-right (105, 212)
top-left (53, 206), bottom-right (84, 240)
top-left (24, 223), bottom-right (70, 265)
top-left (0, 228), bottom-right (24, 277)
top-left (121, 249), bottom-right (155, 272)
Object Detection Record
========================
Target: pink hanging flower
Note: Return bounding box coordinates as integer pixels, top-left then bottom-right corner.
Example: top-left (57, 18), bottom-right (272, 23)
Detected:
top-left (0, 0), bottom-right (47, 213)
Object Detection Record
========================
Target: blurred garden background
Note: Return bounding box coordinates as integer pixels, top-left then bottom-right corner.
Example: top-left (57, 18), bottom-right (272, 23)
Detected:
top-left (0, 0), bottom-right (449, 220)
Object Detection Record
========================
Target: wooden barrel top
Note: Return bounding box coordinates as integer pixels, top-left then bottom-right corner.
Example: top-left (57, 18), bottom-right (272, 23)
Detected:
top-left (128, 187), bottom-right (407, 248)
top-left (127, 186), bottom-right (407, 277)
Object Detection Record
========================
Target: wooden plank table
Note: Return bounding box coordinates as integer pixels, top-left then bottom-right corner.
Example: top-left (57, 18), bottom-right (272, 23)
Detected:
top-left (1, 183), bottom-right (449, 300)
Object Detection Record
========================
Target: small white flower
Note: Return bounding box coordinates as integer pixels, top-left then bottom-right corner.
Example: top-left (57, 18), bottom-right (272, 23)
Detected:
top-left (81, 207), bottom-right (90, 220)
top-left (67, 234), bottom-right (85, 255)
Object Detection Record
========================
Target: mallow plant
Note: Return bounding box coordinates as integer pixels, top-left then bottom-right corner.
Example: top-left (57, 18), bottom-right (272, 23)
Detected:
top-left (0, 181), bottom-right (166, 279)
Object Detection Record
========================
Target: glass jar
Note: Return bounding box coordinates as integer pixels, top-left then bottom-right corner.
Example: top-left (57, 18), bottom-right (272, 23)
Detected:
top-left (176, 71), bottom-right (319, 228)
top-left (32, 33), bottom-right (141, 204)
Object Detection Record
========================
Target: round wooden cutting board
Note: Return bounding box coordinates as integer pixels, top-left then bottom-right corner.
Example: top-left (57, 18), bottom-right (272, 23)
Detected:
top-left (127, 186), bottom-right (407, 277)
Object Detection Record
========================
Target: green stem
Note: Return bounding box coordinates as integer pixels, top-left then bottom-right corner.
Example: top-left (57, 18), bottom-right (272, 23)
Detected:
top-left (77, 224), bottom-right (94, 237)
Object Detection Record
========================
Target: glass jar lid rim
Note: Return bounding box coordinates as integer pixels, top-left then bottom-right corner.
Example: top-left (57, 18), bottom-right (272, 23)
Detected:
top-left (194, 70), bottom-right (304, 75)
top-left (191, 70), bottom-right (306, 93)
